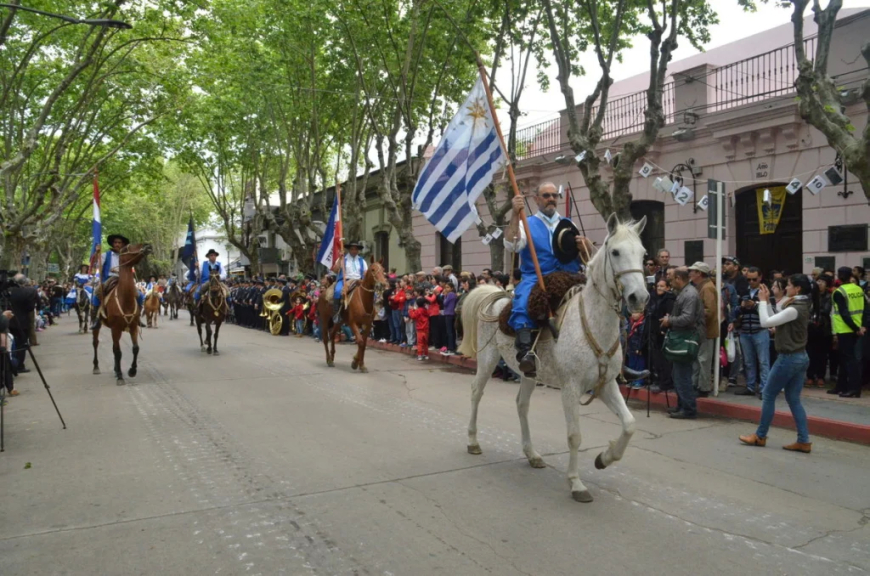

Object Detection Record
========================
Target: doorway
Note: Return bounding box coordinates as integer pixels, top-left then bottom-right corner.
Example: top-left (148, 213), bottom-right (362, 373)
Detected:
top-left (735, 184), bottom-right (803, 276)
top-left (630, 200), bottom-right (665, 259)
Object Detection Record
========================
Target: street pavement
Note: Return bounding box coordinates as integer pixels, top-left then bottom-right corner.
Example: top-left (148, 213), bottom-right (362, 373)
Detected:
top-left (1, 316), bottom-right (869, 576)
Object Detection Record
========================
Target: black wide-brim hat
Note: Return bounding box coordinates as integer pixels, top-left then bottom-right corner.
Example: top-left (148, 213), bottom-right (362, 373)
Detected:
top-left (107, 234), bottom-right (130, 246)
top-left (205, 249), bottom-right (219, 257)
top-left (345, 240), bottom-right (363, 249)
top-left (553, 219), bottom-right (581, 264)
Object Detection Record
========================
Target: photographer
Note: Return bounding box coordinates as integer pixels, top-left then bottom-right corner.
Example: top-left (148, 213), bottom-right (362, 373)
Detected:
top-left (9, 274), bottom-right (37, 371)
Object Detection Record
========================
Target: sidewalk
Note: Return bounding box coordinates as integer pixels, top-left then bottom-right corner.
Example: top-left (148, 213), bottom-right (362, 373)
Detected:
top-left (366, 340), bottom-right (870, 445)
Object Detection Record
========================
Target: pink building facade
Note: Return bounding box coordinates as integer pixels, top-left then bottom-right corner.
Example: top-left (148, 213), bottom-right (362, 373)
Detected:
top-left (413, 9), bottom-right (870, 276)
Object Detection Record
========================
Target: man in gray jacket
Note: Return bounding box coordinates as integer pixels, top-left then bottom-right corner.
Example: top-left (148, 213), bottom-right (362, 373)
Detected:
top-left (660, 268), bottom-right (705, 419)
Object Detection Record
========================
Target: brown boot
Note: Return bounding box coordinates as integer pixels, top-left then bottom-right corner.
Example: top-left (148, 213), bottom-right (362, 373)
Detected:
top-left (782, 442), bottom-right (812, 454)
top-left (738, 433), bottom-right (766, 447)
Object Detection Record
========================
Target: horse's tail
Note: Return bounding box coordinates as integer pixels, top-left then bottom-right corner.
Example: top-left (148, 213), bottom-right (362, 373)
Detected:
top-left (457, 285), bottom-right (508, 359)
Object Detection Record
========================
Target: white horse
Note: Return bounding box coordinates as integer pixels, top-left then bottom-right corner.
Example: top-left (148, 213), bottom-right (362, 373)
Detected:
top-left (458, 214), bottom-right (648, 503)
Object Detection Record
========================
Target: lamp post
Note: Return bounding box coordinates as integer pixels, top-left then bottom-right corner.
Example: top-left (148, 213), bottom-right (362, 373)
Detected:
top-left (0, 3), bottom-right (132, 28)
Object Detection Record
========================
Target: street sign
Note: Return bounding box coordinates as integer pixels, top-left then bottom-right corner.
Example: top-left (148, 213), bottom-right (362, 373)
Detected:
top-left (707, 180), bottom-right (726, 240)
top-left (46, 263), bottom-right (59, 273)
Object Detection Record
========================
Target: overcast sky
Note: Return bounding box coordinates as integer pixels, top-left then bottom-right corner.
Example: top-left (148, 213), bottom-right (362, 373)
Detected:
top-left (498, 0), bottom-right (870, 130)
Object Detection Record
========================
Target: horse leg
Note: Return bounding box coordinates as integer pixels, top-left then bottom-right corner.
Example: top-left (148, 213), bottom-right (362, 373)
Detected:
top-left (517, 376), bottom-right (545, 468)
top-left (349, 322), bottom-right (361, 370)
top-left (92, 325), bottom-right (101, 375)
top-left (563, 389), bottom-right (592, 503)
top-left (112, 328), bottom-right (125, 385)
top-left (196, 316), bottom-right (205, 351)
top-left (322, 321), bottom-right (334, 367)
top-left (467, 345), bottom-right (499, 455)
top-left (128, 328), bottom-right (140, 378)
top-left (594, 379), bottom-right (636, 470)
top-left (212, 322), bottom-right (221, 356)
top-left (356, 323), bottom-right (370, 373)
top-left (205, 322), bottom-right (213, 354)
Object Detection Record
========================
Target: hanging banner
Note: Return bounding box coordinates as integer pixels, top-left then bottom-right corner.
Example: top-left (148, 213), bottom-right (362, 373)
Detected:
top-left (756, 186), bottom-right (787, 235)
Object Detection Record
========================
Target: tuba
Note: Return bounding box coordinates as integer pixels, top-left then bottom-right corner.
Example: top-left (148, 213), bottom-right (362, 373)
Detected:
top-left (262, 288), bottom-right (284, 335)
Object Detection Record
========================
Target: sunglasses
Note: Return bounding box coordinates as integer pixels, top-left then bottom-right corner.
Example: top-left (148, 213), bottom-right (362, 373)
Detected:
top-left (539, 193), bottom-right (558, 199)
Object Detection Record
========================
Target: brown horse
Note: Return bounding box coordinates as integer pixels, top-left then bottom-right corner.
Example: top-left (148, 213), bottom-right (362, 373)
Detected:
top-left (92, 243), bottom-right (152, 385)
top-left (317, 261), bottom-right (387, 372)
top-left (165, 282), bottom-right (183, 320)
top-left (195, 273), bottom-right (227, 355)
top-left (144, 291), bottom-right (160, 328)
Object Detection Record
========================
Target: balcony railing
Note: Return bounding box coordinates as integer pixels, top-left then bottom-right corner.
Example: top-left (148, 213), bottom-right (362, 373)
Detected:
top-left (513, 118), bottom-right (560, 160)
top-left (709, 36), bottom-right (816, 113)
top-left (513, 37), bottom-right (831, 161)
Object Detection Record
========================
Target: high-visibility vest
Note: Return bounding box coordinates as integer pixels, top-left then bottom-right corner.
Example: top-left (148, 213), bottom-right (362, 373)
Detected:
top-left (832, 283), bottom-right (865, 334)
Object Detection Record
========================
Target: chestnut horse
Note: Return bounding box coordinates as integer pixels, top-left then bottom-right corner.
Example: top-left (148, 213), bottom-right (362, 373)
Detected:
top-left (92, 243), bottom-right (152, 385)
top-left (144, 291), bottom-right (160, 328)
top-left (317, 261), bottom-right (387, 372)
top-left (195, 273), bottom-right (227, 355)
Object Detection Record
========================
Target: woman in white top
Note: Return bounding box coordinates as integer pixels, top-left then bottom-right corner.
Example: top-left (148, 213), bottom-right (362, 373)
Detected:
top-left (740, 274), bottom-right (813, 453)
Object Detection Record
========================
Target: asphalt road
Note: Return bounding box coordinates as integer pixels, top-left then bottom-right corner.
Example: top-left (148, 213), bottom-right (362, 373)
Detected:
top-left (1, 316), bottom-right (868, 575)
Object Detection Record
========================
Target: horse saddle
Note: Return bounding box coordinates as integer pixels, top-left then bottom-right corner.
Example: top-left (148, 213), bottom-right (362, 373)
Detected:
top-left (498, 272), bottom-right (586, 337)
top-left (341, 280), bottom-right (360, 305)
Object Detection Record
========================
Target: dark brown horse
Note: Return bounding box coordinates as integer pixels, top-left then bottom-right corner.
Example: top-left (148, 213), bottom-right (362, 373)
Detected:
top-left (165, 282), bottom-right (183, 320)
top-left (317, 261), bottom-right (387, 373)
top-left (92, 244), bottom-right (152, 385)
top-left (195, 273), bottom-right (227, 355)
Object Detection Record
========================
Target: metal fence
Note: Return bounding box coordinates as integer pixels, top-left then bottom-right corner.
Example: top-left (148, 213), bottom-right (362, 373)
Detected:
top-left (593, 81), bottom-right (676, 139)
top-left (710, 37), bottom-right (816, 112)
top-left (514, 117), bottom-right (561, 160)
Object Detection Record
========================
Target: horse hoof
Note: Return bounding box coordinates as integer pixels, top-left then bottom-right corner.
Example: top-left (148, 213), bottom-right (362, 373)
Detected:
top-left (572, 490), bottom-right (593, 503)
top-left (529, 457), bottom-right (546, 469)
top-left (351, 360), bottom-right (359, 370)
top-left (359, 366), bottom-right (368, 374)
top-left (327, 361), bottom-right (334, 367)
top-left (467, 445), bottom-right (482, 455)
top-left (207, 349), bottom-right (213, 355)
top-left (116, 379), bottom-right (126, 386)
top-left (594, 453), bottom-right (607, 470)
top-left (201, 345), bottom-right (206, 352)
top-left (128, 369), bottom-right (137, 378)
top-left (93, 368), bottom-right (101, 375)
top-left (213, 350), bottom-right (220, 356)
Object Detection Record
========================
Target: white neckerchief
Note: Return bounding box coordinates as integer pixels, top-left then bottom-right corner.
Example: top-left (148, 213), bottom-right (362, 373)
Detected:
top-left (535, 211), bottom-right (562, 237)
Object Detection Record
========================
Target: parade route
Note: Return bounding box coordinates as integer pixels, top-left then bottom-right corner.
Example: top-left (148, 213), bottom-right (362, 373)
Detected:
top-left (1, 318), bottom-right (869, 575)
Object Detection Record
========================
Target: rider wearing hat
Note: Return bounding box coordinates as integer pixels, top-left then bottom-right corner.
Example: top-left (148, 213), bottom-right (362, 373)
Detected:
top-left (91, 234), bottom-right (145, 330)
top-left (332, 240), bottom-right (367, 323)
top-left (504, 182), bottom-right (647, 382)
top-left (194, 249), bottom-right (228, 306)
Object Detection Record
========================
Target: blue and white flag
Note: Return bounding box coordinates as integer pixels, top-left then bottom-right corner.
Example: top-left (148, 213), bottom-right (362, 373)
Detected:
top-left (412, 77), bottom-right (507, 243)
top-left (316, 194), bottom-right (342, 269)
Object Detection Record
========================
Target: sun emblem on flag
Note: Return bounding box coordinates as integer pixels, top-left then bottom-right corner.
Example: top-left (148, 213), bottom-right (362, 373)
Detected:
top-left (467, 99), bottom-right (488, 125)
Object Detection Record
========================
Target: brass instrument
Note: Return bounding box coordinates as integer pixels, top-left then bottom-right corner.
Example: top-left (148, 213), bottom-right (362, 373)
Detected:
top-left (263, 288), bottom-right (284, 335)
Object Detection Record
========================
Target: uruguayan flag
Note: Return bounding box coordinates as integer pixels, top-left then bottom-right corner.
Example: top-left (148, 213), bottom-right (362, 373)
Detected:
top-left (412, 78), bottom-right (507, 243)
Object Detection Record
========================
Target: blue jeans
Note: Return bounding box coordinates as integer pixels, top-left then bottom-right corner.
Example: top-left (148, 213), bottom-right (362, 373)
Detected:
top-left (756, 351), bottom-right (810, 443)
top-left (739, 331), bottom-right (770, 393)
top-left (672, 361), bottom-right (697, 416)
top-left (295, 319), bottom-right (305, 334)
top-left (391, 309), bottom-right (404, 343)
top-left (313, 325), bottom-right (321, 340)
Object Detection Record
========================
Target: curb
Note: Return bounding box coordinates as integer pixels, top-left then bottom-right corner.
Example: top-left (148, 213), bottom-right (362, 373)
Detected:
top-left (367, 340), bottom-right (870, 446)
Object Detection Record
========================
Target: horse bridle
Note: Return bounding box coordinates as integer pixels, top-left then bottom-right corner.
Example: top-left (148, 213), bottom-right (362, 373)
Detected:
top-left (351, 264), bottom-right (386, 318)
top-left (589, 234), bottom-right (645, 312)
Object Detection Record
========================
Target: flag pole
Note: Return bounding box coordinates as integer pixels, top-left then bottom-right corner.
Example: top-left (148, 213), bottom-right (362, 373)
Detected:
top-left (475, 56), bottom-right (547, 293)
top-left (336, 180), bottom-right (346, 288)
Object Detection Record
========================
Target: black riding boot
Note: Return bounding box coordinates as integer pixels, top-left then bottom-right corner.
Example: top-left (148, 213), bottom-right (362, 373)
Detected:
top-left (333, 297), bottom-right (342, 324)
top-left (515, 328), bottom-right (537, 377)
top-left (622, 366), bottom-right (650, 382)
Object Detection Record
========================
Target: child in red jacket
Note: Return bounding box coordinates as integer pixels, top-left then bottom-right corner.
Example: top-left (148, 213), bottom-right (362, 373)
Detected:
top-left (408, 297), bottom-right (430, 360)
top-left (292, 297), bottom-right (306, 337)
